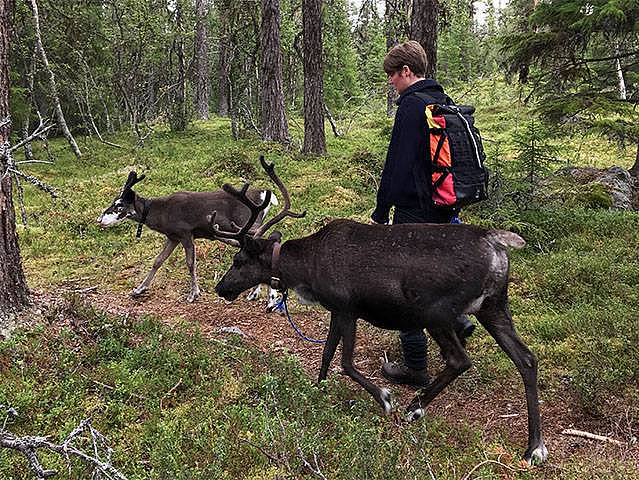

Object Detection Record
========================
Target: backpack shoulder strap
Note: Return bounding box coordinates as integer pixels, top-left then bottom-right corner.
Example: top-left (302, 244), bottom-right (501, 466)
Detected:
top-left (413, 91), bottom-right (455, 106)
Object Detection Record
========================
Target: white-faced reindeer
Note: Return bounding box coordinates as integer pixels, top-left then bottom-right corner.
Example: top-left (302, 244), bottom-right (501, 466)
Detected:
top-left (213, 159), bottom-right (548, 465)
top-left (97, 171), bottom-right (278, 303)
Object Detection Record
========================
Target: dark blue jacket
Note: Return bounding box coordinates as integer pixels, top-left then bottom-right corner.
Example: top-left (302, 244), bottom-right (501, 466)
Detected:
top-left (371, 79), bottom-right (452, 224)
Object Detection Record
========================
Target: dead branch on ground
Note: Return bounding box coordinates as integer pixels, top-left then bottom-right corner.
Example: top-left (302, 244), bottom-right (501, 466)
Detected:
top-left (0, 405), bottom-right (128, 480)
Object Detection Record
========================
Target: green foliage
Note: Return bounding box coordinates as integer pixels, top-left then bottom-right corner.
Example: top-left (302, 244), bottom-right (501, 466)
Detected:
top-left (510, 119), bottom-right (562, 205)
top-left (350, 0), bottom-right (388, 96)
top-left (0, 301), bottom-right (519, 479)
top-left (5, 78), bottom-right (639, 478)
top-left (322, 0), bottom-right (364, 110)
top-left (499, 0), bottom-right (639, 146)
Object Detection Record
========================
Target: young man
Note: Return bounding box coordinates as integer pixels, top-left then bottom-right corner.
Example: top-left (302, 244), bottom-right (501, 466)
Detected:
top-left (371, 40), bottom-right (474, 388)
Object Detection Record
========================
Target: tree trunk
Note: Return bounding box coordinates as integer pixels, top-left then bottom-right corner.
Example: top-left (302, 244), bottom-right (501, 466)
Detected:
top-left (195, 0), bottom-right (210, 120)
top-left (410, 0), bottom-right (438, 78)
top-left (169, 1), bottom-right (188, 131)
top-left (384, 0), bottom-right (409, 116)
top-left (614, 43), bottom-right (627, 101)
top-left (1, 0), bottom-right (30, 322)
top-left (260, 0), bottom-right (289, 143)
top-left (630, 143), bottom-right (639, 178)
top-left (28, 0), bottom-right (82, 159)
top-left (217, 10), bottom-right (231, 117)
top-left (302, 0), bottom-right (326, 155)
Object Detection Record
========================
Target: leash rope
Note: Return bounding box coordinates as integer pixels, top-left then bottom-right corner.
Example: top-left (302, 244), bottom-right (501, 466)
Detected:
top-left (276, 291), bottom-right (326, 344)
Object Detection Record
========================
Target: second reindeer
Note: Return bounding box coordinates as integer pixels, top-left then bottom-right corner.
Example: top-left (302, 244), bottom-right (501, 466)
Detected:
top-left (214, 156), bottom-right (547, 466)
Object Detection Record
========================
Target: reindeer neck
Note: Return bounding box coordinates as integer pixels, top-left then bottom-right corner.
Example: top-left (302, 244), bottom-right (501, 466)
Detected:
top-left (278, 239), bottom-right (312, 289)
top-left (131, 193), bottom-right (152, 225)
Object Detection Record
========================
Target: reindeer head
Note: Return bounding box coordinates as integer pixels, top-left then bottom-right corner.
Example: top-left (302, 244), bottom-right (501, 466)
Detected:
top-left (215, 231), bottom-right (282, 301)
top-left (97, 171), bottom-right (146, 227)
top-left (214, 156), bottom-right (304, 300)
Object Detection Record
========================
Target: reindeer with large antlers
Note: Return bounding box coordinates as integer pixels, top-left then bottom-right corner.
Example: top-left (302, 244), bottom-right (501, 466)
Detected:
top-left (214, 157), bottom-right (548, 465)
top-left (97, 170), bottom-right (279, 303)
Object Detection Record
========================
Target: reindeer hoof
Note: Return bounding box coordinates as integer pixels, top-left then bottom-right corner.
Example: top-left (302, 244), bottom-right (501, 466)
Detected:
top-left (379, 388), bottom-right (392, 415)
top-left (524, 440), bottom-right (548, 466)
top-left (405, 407), bottom-right (425, 422)
top-left (186, 292), bottom-right (200, 303)
top-left (130, 287), bottom-right (148, 298)
top-left (246, 289), bottom-right (260, 301)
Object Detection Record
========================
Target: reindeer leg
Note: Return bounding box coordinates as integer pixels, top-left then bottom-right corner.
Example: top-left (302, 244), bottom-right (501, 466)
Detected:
top-left (181, 237), bottom-right (200, 302)
top-left (132, 238), bottom-right (179, 297)
top-left (406, 327), bottom-right (471, 421)
top-left (337, 314), bottom-right (392, 414)
top-left (318, 316), bottom-right (341, 382)
top-left (266, 287), bottom-right (283, 313)
top-left (476, 299), bottom-right (547, 465)
top-left (246, 284), bottom-right (262, 301)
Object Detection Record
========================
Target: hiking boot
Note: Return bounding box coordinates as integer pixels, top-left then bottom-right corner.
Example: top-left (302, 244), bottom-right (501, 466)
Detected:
top-left (381, 362), bottom-right (430, 389)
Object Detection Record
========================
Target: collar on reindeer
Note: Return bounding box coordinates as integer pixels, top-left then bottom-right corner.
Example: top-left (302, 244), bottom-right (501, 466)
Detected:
top-left (270, 241), bottom-right (284, 291)
top-left (136, 199), bottom-right (150, 239)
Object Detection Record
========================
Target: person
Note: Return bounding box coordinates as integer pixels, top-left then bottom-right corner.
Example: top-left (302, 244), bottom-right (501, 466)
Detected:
top-left (371, 40), bottom-right (475, 388)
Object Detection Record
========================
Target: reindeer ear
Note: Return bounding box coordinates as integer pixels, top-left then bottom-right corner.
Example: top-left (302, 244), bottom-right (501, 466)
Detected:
top-left (268, 231), bottom-right (282, 243)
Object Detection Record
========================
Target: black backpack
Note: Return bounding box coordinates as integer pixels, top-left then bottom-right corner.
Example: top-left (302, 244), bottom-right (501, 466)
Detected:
top-left (414, 92), bottom-right (489, 208)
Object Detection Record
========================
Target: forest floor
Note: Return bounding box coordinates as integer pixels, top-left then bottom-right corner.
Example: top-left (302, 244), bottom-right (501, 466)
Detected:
top-left (31, 282), bottom-right (637, 477)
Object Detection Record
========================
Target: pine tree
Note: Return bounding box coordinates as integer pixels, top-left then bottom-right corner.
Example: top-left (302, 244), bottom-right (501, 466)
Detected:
top-left (501, 1), bottom-right (639, 173)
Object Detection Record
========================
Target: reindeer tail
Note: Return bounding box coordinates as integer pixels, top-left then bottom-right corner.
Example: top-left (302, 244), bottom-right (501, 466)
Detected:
top-left (486, 230), bottom-right (526, 250)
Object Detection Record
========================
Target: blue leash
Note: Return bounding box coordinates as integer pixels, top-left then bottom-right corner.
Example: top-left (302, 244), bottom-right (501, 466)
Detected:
top-left (275, 291), bottom-right (326, 344)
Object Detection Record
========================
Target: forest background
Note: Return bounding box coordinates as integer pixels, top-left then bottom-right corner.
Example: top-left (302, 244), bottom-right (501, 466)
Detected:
top-left (1, 0), bottom-right (638, 479)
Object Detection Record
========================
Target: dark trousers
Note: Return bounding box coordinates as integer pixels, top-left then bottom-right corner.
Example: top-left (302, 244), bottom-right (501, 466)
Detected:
top-left (393, 205), bottom-right (467, 370)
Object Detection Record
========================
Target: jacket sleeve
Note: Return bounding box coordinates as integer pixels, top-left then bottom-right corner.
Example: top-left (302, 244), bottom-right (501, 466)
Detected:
top-left (372, 96), bottom-right (427, 223)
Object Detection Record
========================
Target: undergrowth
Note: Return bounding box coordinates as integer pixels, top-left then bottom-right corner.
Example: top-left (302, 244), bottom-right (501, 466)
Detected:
top-left (3, 79), bottom-right (639, 478)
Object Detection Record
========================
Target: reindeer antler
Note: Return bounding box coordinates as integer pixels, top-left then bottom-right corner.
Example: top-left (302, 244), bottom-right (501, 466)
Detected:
top-left (210, 182), bottom-right (272, 240)
top-left (122, 171), bottom-right (146, 192)
top-left (210, 156), bottom-right (305, 241)
top-left (252, 156), bottom-right (306, 238)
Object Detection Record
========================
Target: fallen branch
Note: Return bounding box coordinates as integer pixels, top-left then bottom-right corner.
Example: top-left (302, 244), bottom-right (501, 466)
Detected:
top-left (296, 446), bottom-right (327, 480)
top-left (461, 458), bottom-right (526, 480)
top-left (159, 378), bottom-right (183, 410)
top-left (0, 406), bottom-right (128, 480)
top-left (561, 428), bottom-right (626, 446)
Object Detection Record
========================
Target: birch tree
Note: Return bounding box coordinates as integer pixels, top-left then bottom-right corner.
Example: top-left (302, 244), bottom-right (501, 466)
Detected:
top-left (28, 0), bottom-right (81, 159)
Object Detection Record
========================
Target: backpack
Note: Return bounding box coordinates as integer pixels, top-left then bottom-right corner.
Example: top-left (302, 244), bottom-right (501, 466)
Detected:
top-left (414, 92), bottom-right (489, 209)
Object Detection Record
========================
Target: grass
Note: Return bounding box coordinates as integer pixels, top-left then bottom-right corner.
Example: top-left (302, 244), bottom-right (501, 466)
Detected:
top-left (3, 78), bottom-right (639, 478)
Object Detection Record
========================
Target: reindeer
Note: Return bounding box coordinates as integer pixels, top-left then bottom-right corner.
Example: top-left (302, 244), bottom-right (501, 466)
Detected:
top-left (97, 171), bottom-right (279, 303)
top-left (213, 157), bottom-right (548, 465)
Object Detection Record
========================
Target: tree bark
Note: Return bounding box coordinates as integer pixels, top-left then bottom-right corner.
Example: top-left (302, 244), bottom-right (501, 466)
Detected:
top-left (260, 0), bottom-right (289, 143)
top-left (630, 143), bottom-right (639, 178)
top-left (195, 0), bottom-right (210, 120)
top-left (1, 0), bottom-right (30, 322)
top-left (217, 9), bottom-right (231, 117)
top-left (384, 0), bottom-right (410, 116)
top-left (614, 43), bottom-right (627, 101)
top-left (170, 1), bottom-right (188, 131)
top-left (302, 0), bottom-right (326, 154)
top-left (28, 0), bottom-right (82, 159)
top-left (410, 0), bottom-right (438, 78)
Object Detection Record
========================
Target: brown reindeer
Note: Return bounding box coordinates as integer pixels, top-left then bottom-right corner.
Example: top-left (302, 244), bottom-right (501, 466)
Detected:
top-left (213, 157), bottom-right (548, 465)
top-left (97, 171), bottom-right (278, 303)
